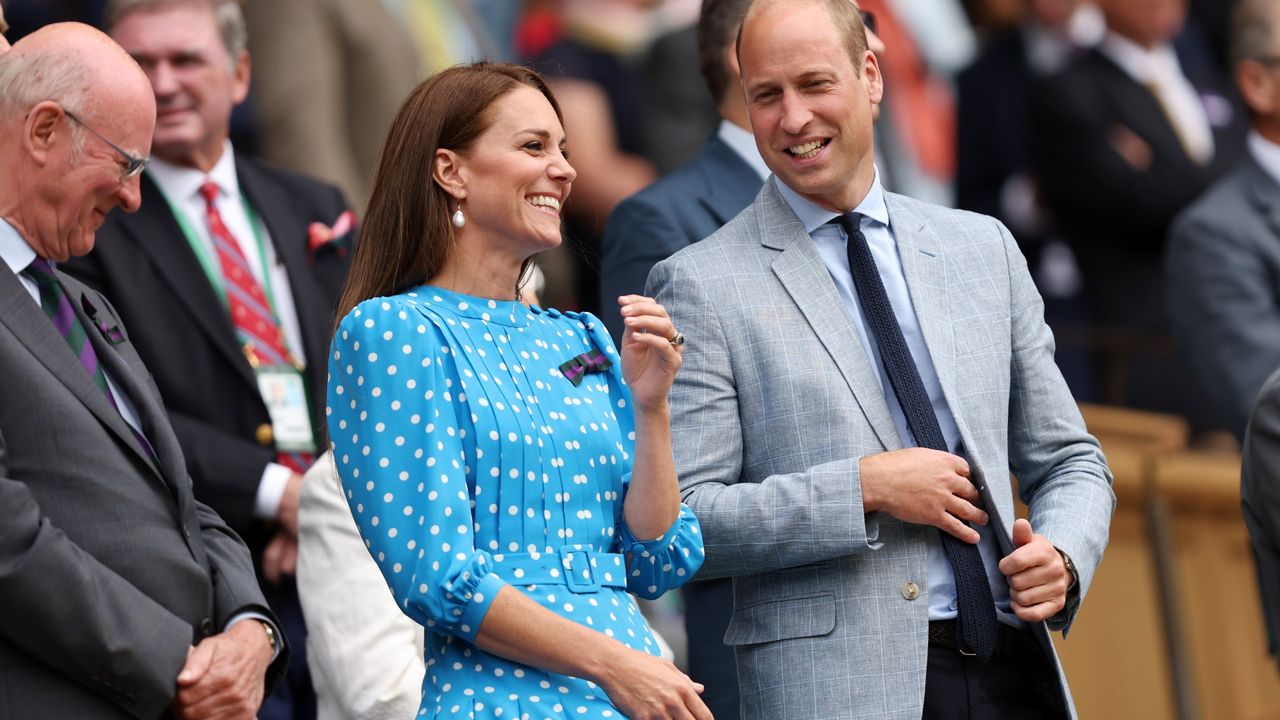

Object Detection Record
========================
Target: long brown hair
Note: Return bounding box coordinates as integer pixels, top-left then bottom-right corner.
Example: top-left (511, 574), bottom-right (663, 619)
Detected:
top-left (335, 62), bottom-right (564, 324)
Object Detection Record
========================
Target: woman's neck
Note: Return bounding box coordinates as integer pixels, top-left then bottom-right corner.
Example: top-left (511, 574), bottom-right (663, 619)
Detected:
top-left (430, 244), bottom-right (525, 301)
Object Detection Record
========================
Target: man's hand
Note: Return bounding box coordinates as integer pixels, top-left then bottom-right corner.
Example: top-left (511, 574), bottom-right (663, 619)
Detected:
top-left (171, 620), bottom-right (272, 719)
top-left (997, 518), bottom-right (1070, 622)
top-left (859, 448), bottom-right (988, 543)
top-left (276, 471), bottom-right (304, 536)
top-left (260, 530), bottom-right (298, 586)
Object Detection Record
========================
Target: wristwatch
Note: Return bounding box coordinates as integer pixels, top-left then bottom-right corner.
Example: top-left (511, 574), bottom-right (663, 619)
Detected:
top-left (1056, 547), bottom-right (1079, 597)
top-left (259, 620), bottom-right (278, 654)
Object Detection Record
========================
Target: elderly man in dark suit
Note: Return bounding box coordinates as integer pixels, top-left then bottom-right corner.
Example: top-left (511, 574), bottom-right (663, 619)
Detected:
top-left (63, 2), bottom-right (354, 717)
top-left (0, 22), bottom-right (283, 719)
top-left (1168, 0), bottom-right (1280, 441)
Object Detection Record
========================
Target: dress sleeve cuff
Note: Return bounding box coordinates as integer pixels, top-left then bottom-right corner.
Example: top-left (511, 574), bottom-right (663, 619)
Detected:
top-left (455, 571), bottom-right (507, 644)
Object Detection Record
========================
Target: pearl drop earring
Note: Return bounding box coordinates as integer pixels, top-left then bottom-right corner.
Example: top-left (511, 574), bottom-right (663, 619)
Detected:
top-left (451, 207), bottom-right (465, 229)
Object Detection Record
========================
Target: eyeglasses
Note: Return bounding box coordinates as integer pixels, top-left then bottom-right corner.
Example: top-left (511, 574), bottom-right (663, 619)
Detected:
top-left (1249, 55), bottom-right (1280, 67)
top-left (62, 107), bottom-right (151, 181)
top-left (860, 10), bottom-right (877, 35)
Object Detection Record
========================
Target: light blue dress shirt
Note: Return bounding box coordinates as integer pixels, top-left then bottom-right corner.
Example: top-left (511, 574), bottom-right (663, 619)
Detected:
top-left (774, 173), bottom-right (1019, 625)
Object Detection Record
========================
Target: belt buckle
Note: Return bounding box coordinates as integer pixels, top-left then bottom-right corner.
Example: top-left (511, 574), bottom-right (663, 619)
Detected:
top-left (562, 548), bottom-right (601, 594)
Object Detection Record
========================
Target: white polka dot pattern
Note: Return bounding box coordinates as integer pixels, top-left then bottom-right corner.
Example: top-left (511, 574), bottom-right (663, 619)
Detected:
top-left (327, 286), bottom-right (705, 718)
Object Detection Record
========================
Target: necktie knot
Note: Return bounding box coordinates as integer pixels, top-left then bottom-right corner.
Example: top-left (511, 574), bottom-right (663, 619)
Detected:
top-left (836, 212), bottom-right (865, 239)
top-left (199, 181), bottom-right (220, 205)
top-left (23, 257), bottom-right (58, 285)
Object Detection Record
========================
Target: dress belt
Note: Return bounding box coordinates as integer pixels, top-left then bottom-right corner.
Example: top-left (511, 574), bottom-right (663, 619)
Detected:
top-left (489, 547), bottom-right (628, 594)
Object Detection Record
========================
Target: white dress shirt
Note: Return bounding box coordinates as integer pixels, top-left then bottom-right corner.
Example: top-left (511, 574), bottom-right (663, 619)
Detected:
top-left (146, 141), bottom-right (306, 518)
top-left (717, 119), bottom-right (771, 181)
top-left (775, 172), bottom-right (1019, 625)
top-left (1249, 130), bottom-right (1280, 186)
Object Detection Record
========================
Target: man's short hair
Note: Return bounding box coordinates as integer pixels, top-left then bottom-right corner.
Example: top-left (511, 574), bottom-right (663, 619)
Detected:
top-left (104, 0), bottom-right (247, 61)
top-left (1230, 0), bottom-right (1280, 68)
top-left (0, 48), bottom-right (89, 156)
top-left (738, 0), bottom-right (870, 74)
top-left (698, 0), bottom-right (752, 104)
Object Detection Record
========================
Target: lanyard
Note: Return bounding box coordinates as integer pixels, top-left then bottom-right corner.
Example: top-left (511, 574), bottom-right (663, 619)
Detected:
top-left (161, 188), bottom-right (283, 327)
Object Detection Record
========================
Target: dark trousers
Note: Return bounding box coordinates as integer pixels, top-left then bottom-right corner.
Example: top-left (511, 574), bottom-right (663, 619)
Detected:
top-left (259, 579), bottom-right (316, 720)
top-left (922, 634), bottom-right (1068, 720)
top-left (682, 578), bottom-right (740, 720)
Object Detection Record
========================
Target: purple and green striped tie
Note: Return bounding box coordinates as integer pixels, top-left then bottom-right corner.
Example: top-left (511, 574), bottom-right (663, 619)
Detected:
top-left (23, 258), bottom-right (112, 396)
top-left (24, 257), bottom-right (156, 459)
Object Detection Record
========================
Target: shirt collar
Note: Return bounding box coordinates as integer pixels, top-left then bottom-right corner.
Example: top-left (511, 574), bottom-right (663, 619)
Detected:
top-left (716, 119), bottom-right (771, 181)
top-left (146, 139), bottom-right (240, 203)
top-left (0, 217), bottom-right (38, 277)
top-left (1249, 130), bottom-right (1280, 186)
top-left (1098, 31), bottom-right (1180, 85)
top-left (773, 167), bottom-right (890, 235)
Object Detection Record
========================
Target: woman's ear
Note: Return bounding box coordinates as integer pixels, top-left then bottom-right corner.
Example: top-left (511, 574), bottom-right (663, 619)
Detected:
top-left (432, 148), bottom-right (467, 200)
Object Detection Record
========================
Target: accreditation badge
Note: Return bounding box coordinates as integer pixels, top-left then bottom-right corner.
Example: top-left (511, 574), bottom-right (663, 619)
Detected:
top-left (256, 366), bottom-right (316, 452)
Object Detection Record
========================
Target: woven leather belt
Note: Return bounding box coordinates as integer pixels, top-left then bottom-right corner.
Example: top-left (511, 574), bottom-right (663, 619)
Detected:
top-left (928, 619), bottom-right (1030, 657)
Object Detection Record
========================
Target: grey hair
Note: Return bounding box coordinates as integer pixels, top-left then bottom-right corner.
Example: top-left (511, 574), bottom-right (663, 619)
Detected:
top-left (105, 0), bottom-right (247, 65)
top-left (0, 46), bottom-right (90, 156)
top-left (1230, 0), bottom-right (1280, 67)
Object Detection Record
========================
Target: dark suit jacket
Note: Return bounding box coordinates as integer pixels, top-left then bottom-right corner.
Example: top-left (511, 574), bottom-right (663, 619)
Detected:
top-left (1032, 38), bottom-right (1246, 328)
top-left (1242, 367), bottom-right (1280, 660)
top-left (63, 155), bottom-right (353, 551)
top-left (0, 262), bottom-right (283, 719)
top-left (599, 133), bottom-right (760, 344)
top-left (1168, 155), bottom-right (1280, 440)
top-left (599, 132), bottom-right (760, 720)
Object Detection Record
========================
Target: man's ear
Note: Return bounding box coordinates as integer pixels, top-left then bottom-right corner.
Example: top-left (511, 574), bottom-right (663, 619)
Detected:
top-left (432, 148), bottom-right (466, 200)
top-left (1237, 59), bottom-right (1279, 118)
top-left (24, 101), bottom-right (63, 166)
top-left (862, 51), bottom-right (884, 106)
top-left (231, 49), bottom-right (251, 106)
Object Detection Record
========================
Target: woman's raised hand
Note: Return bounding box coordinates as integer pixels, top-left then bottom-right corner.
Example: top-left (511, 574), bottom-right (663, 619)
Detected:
top-left (617, 295), bottom-right (683, 412)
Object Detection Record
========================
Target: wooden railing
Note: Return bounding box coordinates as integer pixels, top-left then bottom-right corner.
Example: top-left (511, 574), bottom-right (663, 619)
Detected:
top-left (1051, 405), bottom-right (1280, 719)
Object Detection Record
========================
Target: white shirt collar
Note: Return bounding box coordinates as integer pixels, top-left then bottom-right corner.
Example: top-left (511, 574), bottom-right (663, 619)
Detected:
top-left (716, 120), bottom-right (771, 181)
top-left (1249, 131), bottom-right (1280, 187)
top-left (774, 167), bottom-right (891, 235)
top-left (1097, 31), bottom-right (1182, 85)
top-left (146, 139), bottom-right (240, 204)
top-left (0, 217), bottom-right (38, 277)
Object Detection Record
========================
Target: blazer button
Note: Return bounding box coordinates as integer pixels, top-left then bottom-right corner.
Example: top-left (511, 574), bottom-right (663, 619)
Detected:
top-left (255, 423), bottom-right (274, 447)
top-left (902, 581), bottom-right (920, 600)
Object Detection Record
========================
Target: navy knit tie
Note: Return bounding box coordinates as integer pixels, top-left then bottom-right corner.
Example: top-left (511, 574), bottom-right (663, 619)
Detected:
top-left (838, 212), bottom-right (997, 661)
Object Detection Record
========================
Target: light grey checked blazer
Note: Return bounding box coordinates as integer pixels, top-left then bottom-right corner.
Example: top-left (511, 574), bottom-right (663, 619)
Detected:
top-left (647, 181), bottom-right (1114, 720)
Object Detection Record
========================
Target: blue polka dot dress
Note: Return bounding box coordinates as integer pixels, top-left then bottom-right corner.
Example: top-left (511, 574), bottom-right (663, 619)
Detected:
top-left (327, 286), bottom-right (705, 719)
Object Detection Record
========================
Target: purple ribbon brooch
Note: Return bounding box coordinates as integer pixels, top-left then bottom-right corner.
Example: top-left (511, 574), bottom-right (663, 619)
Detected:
top-left (81, 294), bottom-right (125, 345)
top-left (559, 349), bottom-right (612, 387)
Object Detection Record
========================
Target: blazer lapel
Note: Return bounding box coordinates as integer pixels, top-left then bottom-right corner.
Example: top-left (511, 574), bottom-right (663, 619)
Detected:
top-left (0, 266), bottom-right (163, 481)
top-left (119, 175), bottom-right (258, 390)
top-left (758, 183), bottom-right (899, 450)
top-left (891, 194), bottom-right (1008, 540)
top-left (1244, 155), bottom-right (1280, 238)
top-left (697, 136), bottom-right (763, 227)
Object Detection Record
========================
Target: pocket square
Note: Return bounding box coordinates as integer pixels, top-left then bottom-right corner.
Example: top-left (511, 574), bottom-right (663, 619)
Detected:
top-left (308, 210), bottom-right (355, 256)
top-left (559, 349), bottom-right (612, 387)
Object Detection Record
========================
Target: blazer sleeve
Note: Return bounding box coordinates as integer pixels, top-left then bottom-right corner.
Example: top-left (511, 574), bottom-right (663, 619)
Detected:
top-left (998, 218), bottom-right (1115, 633)
top-left (600, 192), bottom-right (691, 345)
top-left (648, 254), bottom-right (879, 581)
top-left (0, 430), bottom-right (193, 719)
top-left (1166, 207), bottom-right (1280, 440)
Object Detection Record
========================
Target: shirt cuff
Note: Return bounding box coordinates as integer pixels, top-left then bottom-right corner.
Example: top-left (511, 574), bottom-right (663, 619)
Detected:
top-left (225, 612), bottom-right (283, 662)
top-left (254, 462), bottom-right (293, 519)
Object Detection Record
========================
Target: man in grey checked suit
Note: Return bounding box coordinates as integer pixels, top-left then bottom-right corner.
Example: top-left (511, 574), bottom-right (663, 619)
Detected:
top-left (648, 1), bottom-right (1115, 717)
top-left (0, 24), bottom-right (283, 719)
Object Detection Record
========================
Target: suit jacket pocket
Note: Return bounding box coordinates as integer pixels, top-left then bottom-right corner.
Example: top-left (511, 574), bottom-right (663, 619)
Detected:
top-left (723, 592), bottom-right (836, 646)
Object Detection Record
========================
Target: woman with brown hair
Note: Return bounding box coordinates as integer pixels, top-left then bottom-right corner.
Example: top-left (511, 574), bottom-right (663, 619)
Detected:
top-left (326, 62), bottom-right (711, 720)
